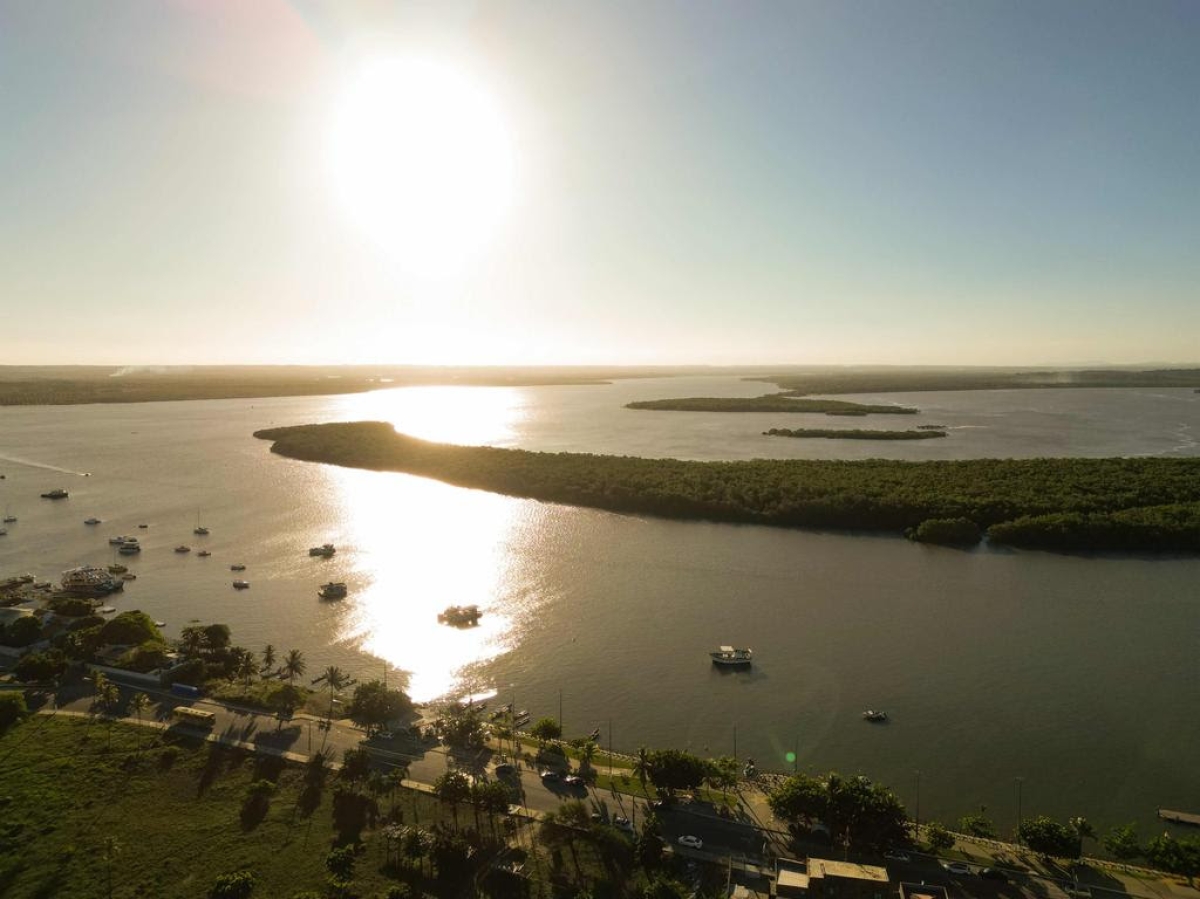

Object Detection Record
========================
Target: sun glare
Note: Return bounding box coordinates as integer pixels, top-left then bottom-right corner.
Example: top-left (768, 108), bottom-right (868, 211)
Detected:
top-left (328, 56), bottom-right (515, 276)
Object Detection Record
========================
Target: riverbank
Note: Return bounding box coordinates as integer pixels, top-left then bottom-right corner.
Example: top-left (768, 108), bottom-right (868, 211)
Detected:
top-left (764, 427), bottom-right (947, 440)
top-left (627, 394), bottom-right (919, 414)
top-left (254, 422), bottom-right (1200, 552)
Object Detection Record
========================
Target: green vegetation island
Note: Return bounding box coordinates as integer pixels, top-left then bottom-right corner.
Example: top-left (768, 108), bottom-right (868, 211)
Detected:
top-left (255, 422), bottom-right (1200, 552)
top-left (764, 427), bottom-right (946, 440)
top-left (750, 366), bottom-right (1200, 396)
top-left (625, 394), bottom-right (918, 415)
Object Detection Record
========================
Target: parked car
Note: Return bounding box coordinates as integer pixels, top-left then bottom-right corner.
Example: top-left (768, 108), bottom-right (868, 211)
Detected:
top-left (884, 850), bottom-right (911, 862)
top-left (677, 835), bottom-right (704, 850)
top-left (943, 862), bottom-right (971, 876)
top-left (564, 774), bottom-right (585, 786)
top-left (495, 764), bottom-right (516, 777)
top-left (613, 816), bottom-right (634, 832)
top-left (539, 770), bottom-right (560, 782)
top-left (979, 868), bottom-right (1009, 882)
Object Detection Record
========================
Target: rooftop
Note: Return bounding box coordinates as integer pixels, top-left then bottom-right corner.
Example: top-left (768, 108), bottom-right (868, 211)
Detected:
top-left (808, 859), bottom-right (890, 883)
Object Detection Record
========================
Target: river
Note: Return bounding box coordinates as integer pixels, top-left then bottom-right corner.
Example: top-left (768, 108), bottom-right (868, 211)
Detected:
top-left (1, 376), bottom-right (1197, 835)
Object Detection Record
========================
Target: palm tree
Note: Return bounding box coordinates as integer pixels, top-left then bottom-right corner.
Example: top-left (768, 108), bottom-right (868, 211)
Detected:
top-left (178, 626), bottom-right (205, 659)
top-left (128, 692), bottom-right (150, 751)
top-left (260, 643), bottom-right (276, 675)
top-left (433, 771), bottom-right (470, 830)
top-left (580, 741), bottom-right (597, 774)
top-left (236, 650), bottom-right (258, 687)
top-left (385, 766), bottom-right (408, 819)
top-left (281, 649), bottom-right (306, 685)
top-left (311, 665), bottom-right (354, 720)
top-left (634, 746), bottom-right (651, 796)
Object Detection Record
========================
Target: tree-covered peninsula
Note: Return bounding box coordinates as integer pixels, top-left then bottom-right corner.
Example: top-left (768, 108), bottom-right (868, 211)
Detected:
top-left (626, 394), bottom-right (917, 414)
top-left (764, 428), bottom-right (946, 440)
top-left (255, 422), bottom-right (1200, 552)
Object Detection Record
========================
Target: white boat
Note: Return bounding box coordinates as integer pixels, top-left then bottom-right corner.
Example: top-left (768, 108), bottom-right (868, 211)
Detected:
top-left (2, 516), bottom-right (15, 524)
top-left (194, 526), bottom-right (210, 536)
top-left (41, 489), bottom-right (69, 499)
top-left (117, 542), bottom-right (142, 555)
top-left (862, 710), bottom-right (888, 722)
top-left (232, 580), bottom-right (250, 589)
top-left (108, 535), bottom-right (130, 545)
top-left (318, 582), bottom-right (348, 600)
top-left (309, 543), bottom-right (336, 558)
top-left (0, 528), bottom-right (6, 536)
top-left (710, 645), bottom-right (753, 667)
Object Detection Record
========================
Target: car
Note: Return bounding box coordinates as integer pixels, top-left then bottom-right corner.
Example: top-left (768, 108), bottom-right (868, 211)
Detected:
top-left (943, 862), bottom-right (971, 876)
top-left (564, 774), bottom-right (585, 786)
top-left (677, 835), bottom-right (704, 850)
top-left (979, 868), bottom-right (1009, 882)
top-left (590, 812), bottom-right (603, 823)
top-left (539, 770), bottom-right (560, 782)
top-left (884, 850), bottom-right (911, 862)
top-left (613, 816), bottom-right (633, 832)
top-left (377, 730), bottom-right (394, 740)
top-left (650, 799), bottom-right (672, 810)
top-left (495, 763), bottom-right (516, 776)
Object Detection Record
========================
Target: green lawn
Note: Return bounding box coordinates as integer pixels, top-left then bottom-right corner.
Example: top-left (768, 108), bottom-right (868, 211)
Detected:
top-left (0, 714), bottom-right (460, 898)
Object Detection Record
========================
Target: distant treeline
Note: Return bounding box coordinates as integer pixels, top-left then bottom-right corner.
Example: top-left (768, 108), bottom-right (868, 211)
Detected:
top-left (626, 395), bottom-right (917, 415)
top-left (754, 367), bottom-right (1200, 396)
top-left (764, 428), bottom-right (945, 440)
top-left (255, 422), bottom-right (1200, 553)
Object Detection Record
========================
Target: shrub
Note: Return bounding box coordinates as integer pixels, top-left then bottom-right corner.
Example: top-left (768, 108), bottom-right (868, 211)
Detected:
top-left (209, 870), bottom-right (256, 899)
top-left (325, 845), bottom-right (357, 880)
top-left (911, 517), bottom-right (982, 546)
top-left (46, 596), bottom-right (96, 617)
top-left (3, 615), bottom-right (42, 648)
top-left (13, 649), bottom-right (68, 683)
top-left (0, 692), bottom-right (29, 730)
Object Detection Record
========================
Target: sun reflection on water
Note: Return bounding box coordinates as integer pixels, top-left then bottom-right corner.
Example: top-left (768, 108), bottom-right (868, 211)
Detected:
top-left (328, 464), bottom-right (528, 702)
top-left (333, 385), bottom-right (527, 446)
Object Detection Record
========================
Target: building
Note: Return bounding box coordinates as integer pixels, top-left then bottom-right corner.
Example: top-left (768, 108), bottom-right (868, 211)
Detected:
top-left (898, 884), bottom-right (950, 899)
top-left (775, 858), bottom-right (890, 899)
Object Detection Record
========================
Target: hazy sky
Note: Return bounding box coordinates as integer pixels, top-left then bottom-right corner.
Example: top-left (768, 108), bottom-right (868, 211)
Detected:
top-left (2, 1), bottom-right (1198, 366)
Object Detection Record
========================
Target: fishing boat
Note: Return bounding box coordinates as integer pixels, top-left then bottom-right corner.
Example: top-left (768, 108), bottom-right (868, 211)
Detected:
top-left (862, 710), bottom-right (888, 722)
top-left (197, 550), bottom-right (211, 558)
top-left (107, 564), bottom-right (128, 574)
top-left (438, 604), bottom-right (482, 627)
top-left (118, 539), bottom-right (141, 555)
top-left (174, 545), bottom-right (191, 554)
top-left (109, 535), bottom-right (130, 545)
top-left (232, 580), bottom-right (250, 590)
top-left (230, 563), bottom-right (246, 571)
top-left (84, 517), bottom-right (102, 525)
top-left (309, 543), bottom-right (336, 558)
top-left (710, 645), bottom-right (753, 667)
top-left (41, 489), bottom-right (69, 499)
top-left (318, 582), bottom-right (348, 600)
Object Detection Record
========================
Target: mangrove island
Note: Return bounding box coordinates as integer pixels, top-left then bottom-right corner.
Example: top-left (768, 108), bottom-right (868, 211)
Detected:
top-left (764, 428), bottom-right (947, 440)
top-left (255, 422), bottom-right (1200, 552)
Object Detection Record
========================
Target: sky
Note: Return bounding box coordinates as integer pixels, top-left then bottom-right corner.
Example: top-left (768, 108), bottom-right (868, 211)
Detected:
top-left (1, 0), bottom-right (1198, 367)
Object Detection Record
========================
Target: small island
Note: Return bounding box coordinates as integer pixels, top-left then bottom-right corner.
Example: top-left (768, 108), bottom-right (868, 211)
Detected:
top-left (255, 422), bottom-right (1200, 553)
top-left (764, 428), bottom-right (946, 440)
top-left (626, 394), bottom-right (918, 415)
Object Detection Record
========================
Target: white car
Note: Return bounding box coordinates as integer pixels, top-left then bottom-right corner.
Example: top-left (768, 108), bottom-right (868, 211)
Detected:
top-left (884, 850), bottom-right (911, 862)
top-left (943, 862), bottom-right (971, 876)
top-left (613, 816), bottom-right (634, 832)
top-left (677, 835), bottom-right (704, 850)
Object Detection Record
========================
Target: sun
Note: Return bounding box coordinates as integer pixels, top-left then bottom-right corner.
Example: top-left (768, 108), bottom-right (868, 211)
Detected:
top-left (328, 56), bottom-right (516, 276)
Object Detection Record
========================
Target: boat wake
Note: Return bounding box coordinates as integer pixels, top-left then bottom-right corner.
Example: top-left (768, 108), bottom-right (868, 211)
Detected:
top-left (0, 453), bottom-right (90, 477)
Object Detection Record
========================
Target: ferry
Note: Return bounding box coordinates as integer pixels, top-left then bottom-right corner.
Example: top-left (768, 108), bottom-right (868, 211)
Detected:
top-left (309, 543), bottom-right (336, 558)
top-left (862, 710), bottom-right (888, 722)
top-left (710, 645), bottom-right (753, 667)
top-left (318, 582), bottom-right (348, 600)
top-left (41, 489), bottom-right (69, 499)
top-left (61, 566), bottom-right (124, 596)
top-left (438, 604), bottom-right (483, 627)
top-left (232, 580), bottom-right (250, 590)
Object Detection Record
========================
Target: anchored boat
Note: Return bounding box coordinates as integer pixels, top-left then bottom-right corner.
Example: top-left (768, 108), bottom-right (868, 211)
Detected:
top-left (710, 645), bottom-right (753, 667)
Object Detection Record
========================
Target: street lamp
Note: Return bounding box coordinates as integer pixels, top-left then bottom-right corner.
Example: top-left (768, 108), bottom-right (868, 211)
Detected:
top-left (914, 770), bottom-right (921, 834)
top-left (1015, 776), bottom-right (1025, 843)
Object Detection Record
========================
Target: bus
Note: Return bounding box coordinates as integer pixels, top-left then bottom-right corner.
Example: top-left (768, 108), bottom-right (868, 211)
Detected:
top-left (172, 706), bottom-right (216, 727)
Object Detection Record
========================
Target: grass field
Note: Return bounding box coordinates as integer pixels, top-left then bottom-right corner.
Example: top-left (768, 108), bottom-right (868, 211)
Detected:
top-left (0, 714), bottom-right (460, 899)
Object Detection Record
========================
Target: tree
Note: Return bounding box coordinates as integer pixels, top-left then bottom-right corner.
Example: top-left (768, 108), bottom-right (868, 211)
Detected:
top-left (1145, 834), bottom-right (1200, 886)
top-left (1018, 816), bottom-right (1081, 859)
top-left (209, 870), bottom-right (256, 899)
top-left (3, 614), bottom-right (42, 647)
top-left (179, 626), bottom-right (206, 658)
top-left (346, 679), bottom-right (411, 734)
top-left (433, 771), bottom-right (471, 829)
top-left (128, 692), bottom-right (150, 748)
top-left (202, 623), bottom-right (232, 654)
top-left (98, 611), bottom-right (162, 646)
top-left (958, 813), bottom-right (998, 839)
top-left (634, 746), bottom-right (651, 794)
top-left (325, 845), bottom-right (357, 881)
top-left (1102, 823), bottom-right (1143, 861)
top-left (706, 756), bottom-right (740, 793)
top-left (13, 649), bottom-right (68, 683)
top-left (260, 644), bottom-right (276, 675)
top-left (768, 773), bottom-right (827, 823)
top-left (340, 747), bottom-right (372, 782)
top-left (281, 649), bottom-right (306, 685)
top-left (925, 821), bottom-right (955, 854)
top-left (1071, 816), bottom-right (1096, 860)
top-left (645, 749), bottom-right (709, 797)
top-left (0, 691), bottom-right (29, 731)
top-left (530, 717), bottom-right (562, 746)
top-left (235, 650), bottom-right (258, 686)
top-left (636, 814), bottom-right (665, 870)
top-left (401, 826), bottom-right (432, 874)
top-left (311, 665), bottom-right (354, 719)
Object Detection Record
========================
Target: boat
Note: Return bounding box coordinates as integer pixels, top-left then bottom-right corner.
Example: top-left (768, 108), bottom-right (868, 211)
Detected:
top-left (230, 563), bottom-right (246, 571)
top-left (137, 523), bottom-right (148, 529)
top-left (862, 710), bottom-right (888, 722)
top-left (438, 604), bottom-right (483, 627)
top-left (588, 727), bottom-right (602, 742)
top-left (232, 580), bottom-right (250, 589)
top-left (2, 515), bottom-right (15, 524)
top-left (174, 545), bottom-right (191, 553)
top-left (108, 535), bottom-right (130, 545)
top-left (318, 582), bottom-right (348, 600)
top-left (107, 564), bottom-right (128, 574)
top-left (60, 566), bottom-right (124, 596)
top-left (197, 550), bottom-right (211, 558)
top-left (84, 517), bottom-right (102, 525)
top-left (41, 489), bottom-right (69, 499)
top-left (121, 573), bottom-right (136, 581)
top-left (710, 645), bottom-right (753, 667)
top-left (0, 528), bottom-right (6, 536)
top-left (99, 606), bottom-right (117, 614)
top-left (194, 526), bottom-right (210, 536)
top-left (118, 541), bottom-right (141, 555)
top-left (309, 543), bottom-right (336, 558)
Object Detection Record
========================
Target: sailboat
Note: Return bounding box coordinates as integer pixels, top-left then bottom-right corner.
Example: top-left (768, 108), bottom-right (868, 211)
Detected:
top-left (193, 511), bottom-right (209, 536)
top-left (2, 506), bottom-right (15, 524)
